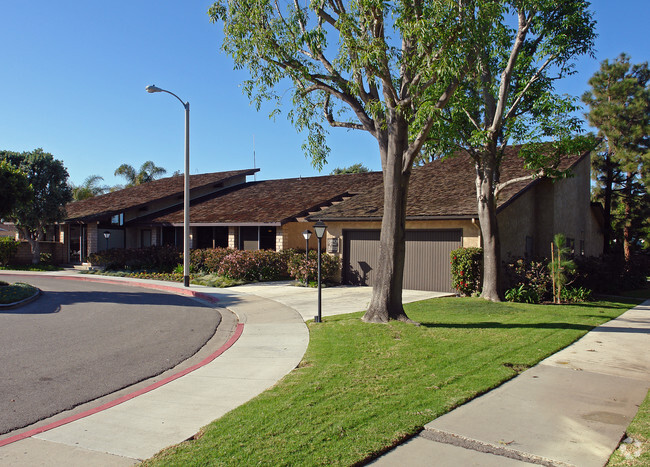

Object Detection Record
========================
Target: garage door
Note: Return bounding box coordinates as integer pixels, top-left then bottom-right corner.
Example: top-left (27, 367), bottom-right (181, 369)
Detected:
top-left (343, 229), bottom-right (462, 292)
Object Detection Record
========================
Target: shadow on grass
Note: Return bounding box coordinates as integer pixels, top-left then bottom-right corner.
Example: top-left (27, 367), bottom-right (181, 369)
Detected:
top-left (420, 321), bottom-right (595, 331)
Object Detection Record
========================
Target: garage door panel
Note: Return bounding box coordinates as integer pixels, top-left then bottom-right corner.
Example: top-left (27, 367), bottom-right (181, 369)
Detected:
top-left (344, 229), bottom-right (462, 292)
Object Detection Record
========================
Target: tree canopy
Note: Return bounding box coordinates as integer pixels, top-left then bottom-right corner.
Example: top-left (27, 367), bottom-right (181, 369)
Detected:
top-left (0, 149), bottom-right (72, 263)
top-left (418, 1), bottom-right (596, 300)
top-left (114, 161), bottom-right (167, 187)
top-left (210, 0), bottom-right (496, 322)
top-left (330, 163), bottom-right (370, 175)
top-left (582, 54), bottom-right (650, 260)
top-left (70, 174), bottom-right (109, 201)
top-left (0, 160), bottom-right (32, 221)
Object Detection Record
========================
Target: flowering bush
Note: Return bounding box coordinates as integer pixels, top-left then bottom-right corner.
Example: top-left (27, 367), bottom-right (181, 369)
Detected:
top-left (217, 249), bottom-right (288, 281)
top-left (450, 247), bottom-right (482, 296)
top-left (190, 247), bottom-right (232, 273)
top-left (287, 250), bottom-right (340, 284)
top-left (504, 258), bottom-right (553, 303)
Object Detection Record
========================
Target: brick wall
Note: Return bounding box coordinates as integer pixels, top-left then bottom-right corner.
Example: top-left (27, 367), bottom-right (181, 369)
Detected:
top-left (12, 241), bottom-right (67, 265)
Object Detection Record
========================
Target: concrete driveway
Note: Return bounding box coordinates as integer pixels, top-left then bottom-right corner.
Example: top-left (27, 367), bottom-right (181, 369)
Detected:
top-left (221, 281), bottom-right (452, 321)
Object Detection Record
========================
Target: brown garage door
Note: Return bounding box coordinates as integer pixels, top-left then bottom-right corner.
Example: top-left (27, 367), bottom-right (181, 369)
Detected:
top-left (343, 229), bottom-right (462, 292)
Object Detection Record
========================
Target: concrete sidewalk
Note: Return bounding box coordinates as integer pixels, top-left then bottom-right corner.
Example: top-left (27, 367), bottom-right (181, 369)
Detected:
top-left (0, 273), bottom-right (446, 466)
top-left (372, 299), bottom-right (650, 467)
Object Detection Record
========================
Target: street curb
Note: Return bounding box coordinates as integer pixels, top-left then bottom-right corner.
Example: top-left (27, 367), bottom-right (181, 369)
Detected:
top-left (0, 285), bottom-right (41, 310)
top-left (0, 275), bottom-right (242, 448)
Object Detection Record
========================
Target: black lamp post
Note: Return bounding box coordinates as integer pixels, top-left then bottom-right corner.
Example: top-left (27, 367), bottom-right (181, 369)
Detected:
top-left (302, 229), bottom-right (312, 261)
top-left (103, 231), bottom-right (111, 251)
top-left (313, 220), bottom-right (327, 323)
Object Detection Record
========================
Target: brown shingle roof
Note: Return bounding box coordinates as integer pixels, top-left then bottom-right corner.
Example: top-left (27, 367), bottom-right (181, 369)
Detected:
top-left (65, 169), bottom-right (258, 221)
top-left (311, 145), bottom-right (588, 220)
top-left (140, 172), bottom-right (383, 225)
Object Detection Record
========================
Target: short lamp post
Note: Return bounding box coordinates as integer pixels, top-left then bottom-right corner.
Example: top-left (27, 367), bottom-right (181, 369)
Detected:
top-left (302, 229), bottom-right (312, 261)
top-left (313, 220), bottom-right (327, 323)
top-left (103, 231), bottom-right (111, 251)
top-left (146, 84), bottom-right (191, 287)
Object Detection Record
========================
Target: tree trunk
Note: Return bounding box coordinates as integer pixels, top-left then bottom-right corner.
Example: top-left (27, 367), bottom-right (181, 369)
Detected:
top-left (362, 119), bottom-right (414, 323)
top-left (623, 172), bottom-right (633, 264)
top-left (476, 156), bottom-right (502, 301)
top-left (24, 231), bottom-right (41, 264)
top-left (602, 153), bottom-right (615, 254)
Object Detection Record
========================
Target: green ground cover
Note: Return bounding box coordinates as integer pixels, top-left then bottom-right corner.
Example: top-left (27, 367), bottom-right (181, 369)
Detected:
top-left (609, 390), bottom-right (650, 466)
top-left (0, 281), bottom-right (38, 304)
top-left (0, 264), bottom-right (61, 272)
top-left (81, 270), bottom-right (244, 288)
top-left (145, 296), bottom-right (639, 466)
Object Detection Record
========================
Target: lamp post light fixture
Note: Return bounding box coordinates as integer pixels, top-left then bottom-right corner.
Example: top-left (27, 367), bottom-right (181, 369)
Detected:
top-left (302, 229), bottom-right (312, 261)
top-left (313, 220), bottom-right (327, 323)
top-left (146, 84), bottom-right (191, 287)
top-left (103, 231), bottom-right (111, 251)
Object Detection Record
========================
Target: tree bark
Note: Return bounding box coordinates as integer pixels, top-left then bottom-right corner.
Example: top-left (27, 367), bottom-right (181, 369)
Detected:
top-left (362, 119), bottom-right (415, 323)
top-left (476, 155), bottom-right (502, 301)
top-left (601, 152), bottom-right (615, 254)
top-left (623, 172), bottom-right (633, 264)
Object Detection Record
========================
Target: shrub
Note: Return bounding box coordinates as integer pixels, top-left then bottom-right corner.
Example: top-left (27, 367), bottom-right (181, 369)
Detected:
top-left (504, 258), bottom-right (552, 302)
top-left (0, 237), bottom-right (20, 266)
top-left (450, 247), bottom-right (482, 296)
top-left (88, 245), bottom-right (181, 272)
top-left (505, 284), bottom-right (540, 304)
top-left (574, 254), bottom-right (649, 294)
top-left (561, 286), bottom-right (593, 303)
top-left (218, 249), bottom-right (288, 282)
top-left (39, 252), bottom-right (53, 264)
top-left (287, 250), bottom-right (340, 284)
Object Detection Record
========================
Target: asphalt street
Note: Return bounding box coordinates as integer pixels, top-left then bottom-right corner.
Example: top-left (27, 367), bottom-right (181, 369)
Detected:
top-left (0, 274), bottom-right (222, 436)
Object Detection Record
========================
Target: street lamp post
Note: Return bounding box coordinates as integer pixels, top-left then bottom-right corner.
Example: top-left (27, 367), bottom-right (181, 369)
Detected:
top-left (313, 220), bottom-right (327, 323)
top-left (103, 231), bottom-right (111, 251)
top-left (146, 84), bottom-right (191, 287)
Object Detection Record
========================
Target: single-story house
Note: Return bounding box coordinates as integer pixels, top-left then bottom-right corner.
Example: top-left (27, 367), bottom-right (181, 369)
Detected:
top-left (40, 145), bottom-right (602, 292)
top-left (308, 146), bottom-right (603, 292)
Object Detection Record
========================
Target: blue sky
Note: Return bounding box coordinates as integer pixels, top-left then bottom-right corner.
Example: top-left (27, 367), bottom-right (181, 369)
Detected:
top-left (1, 1), bottom-right (648, 187)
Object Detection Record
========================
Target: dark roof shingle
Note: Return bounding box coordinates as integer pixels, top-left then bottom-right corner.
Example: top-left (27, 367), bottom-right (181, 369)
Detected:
top-left (142, 172), bottom-right (383, 225)
top-left (65, 169), bottom-right (258, 221)
top-left (311, 145), bottom-right (587, 220)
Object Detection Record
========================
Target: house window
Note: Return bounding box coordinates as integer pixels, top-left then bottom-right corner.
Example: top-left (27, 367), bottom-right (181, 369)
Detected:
top-left (239, 226), bottom-right (259, 250)
top-left (111, 213), bottom-right (124, 226)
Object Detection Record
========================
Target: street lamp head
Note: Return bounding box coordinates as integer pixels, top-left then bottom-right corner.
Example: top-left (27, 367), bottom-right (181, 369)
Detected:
top-left (103, 231), bottom-right (111, 239)
top-left (302, 229), bottom-right (312, 240)
top-left (146, 85), bottom-right (164, 93)
top-left (313, 220), bottom-right (327, 239)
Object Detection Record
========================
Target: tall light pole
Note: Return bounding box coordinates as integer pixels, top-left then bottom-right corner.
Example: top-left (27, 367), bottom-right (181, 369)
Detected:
top-left (313, 220), bottom-right (327, 323)
top-left (146, 84), bottom-right (191, 287)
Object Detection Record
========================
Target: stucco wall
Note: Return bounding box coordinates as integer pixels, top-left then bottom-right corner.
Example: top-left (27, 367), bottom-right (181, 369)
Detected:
top-left (497, 154), bottom-right (603, 261)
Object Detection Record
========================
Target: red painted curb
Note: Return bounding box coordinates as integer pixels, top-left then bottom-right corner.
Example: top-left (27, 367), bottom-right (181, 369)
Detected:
top-left (0, 275), bottom-right (242, 448)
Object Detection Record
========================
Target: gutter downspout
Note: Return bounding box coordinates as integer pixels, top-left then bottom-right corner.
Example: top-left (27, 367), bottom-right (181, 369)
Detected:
top-left (472, 218), bottom-right (482, 248)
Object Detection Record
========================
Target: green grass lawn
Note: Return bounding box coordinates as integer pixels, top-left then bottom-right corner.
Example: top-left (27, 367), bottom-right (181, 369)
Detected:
top-left (608, 390), bottom-right (650, 466)
top-left (144, 297), bottom-right (639, 466)
top-left (0, 264), bottom-right (61, 272)
top-left (0, 281), bottom-right (39, 304)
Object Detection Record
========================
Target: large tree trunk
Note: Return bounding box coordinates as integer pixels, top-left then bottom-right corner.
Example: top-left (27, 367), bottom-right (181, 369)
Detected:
top-left (19, 228), bottom-right (42, 264)
top-left (476, 156), bottom-right (502, 301)
top-left (362, 119), bottom-right (414, 324)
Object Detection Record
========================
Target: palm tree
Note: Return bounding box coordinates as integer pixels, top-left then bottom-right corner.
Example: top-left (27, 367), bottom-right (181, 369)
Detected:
top-left (114, 161), bottom-right (167, 187)
top-left (71, 175), bottom-right (109, 201)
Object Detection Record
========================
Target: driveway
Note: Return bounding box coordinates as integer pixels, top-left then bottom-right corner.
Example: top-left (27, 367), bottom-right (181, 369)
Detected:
top-left (221, 281), bottom-right (452, 320)
top-left (0, 274), bottom-right (222, 436)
